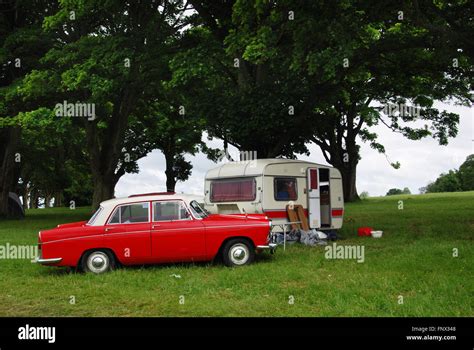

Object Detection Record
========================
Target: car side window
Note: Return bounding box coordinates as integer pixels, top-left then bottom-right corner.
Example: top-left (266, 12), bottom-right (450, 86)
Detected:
top-left (109, 208), bottom-right (120, 224)
top-left (108, 202), bottom-right (150, 224)
top-left (153, 201), bottom-right (191, 221)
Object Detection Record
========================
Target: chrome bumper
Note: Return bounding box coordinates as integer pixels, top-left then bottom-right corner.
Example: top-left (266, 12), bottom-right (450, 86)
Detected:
top-left (256, 243), bottom-right (277, 253)
top-left (34, 257), bottom-right (62, 265)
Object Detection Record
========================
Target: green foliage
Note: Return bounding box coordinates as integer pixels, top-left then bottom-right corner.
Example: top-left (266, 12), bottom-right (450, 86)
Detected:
top-left (17, 107), bottom-right (93, 207)
top-left (185, 0), bottom-right (472, 202)
top-left (457, 154), bottom-right (474, 191)
top-left (426, 154), bottom-right (474, 193)
top-left (386, 188), bottom-right (404, 196)
top-left (0, 0), bottom-right (60, 215)
top-left (387, 187), bottom-right (410, 196)
top-left (2, 0), bottom-right (473, 208)
top-left (402, 187), bottom-right (411, 195)
top-left (15, 0), bottom-right (200, 206)
top-left (136, 97), bottom-right (205, 188)
top-left (426, 170), bottom-right (462, 193)
top-left (359, 191), bottom-right (370, 199)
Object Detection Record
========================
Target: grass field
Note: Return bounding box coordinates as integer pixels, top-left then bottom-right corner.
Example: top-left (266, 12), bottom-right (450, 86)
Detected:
top-left (0, 191), bottom-right (473, 317)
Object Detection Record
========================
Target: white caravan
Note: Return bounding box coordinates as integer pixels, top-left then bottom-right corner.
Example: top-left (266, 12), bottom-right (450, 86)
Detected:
top-left (203, 159), bottom-right (344, 232)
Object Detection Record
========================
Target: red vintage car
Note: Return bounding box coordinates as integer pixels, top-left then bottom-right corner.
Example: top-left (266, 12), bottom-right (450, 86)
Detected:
top-left (35, 193), bottom-right (276, 273)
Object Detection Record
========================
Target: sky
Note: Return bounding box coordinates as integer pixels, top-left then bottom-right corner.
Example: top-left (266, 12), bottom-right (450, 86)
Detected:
top-left (115, 102), bottom-right (473, 198)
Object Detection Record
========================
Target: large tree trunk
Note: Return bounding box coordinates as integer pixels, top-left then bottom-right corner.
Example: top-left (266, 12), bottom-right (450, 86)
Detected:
top-left (29, 188), bottom-right (39, 209)
top-left (86, 86), bottom-right (138, 209)
top-left (91, 177), bottom-right (116, 210)
top-left (327, 150), bottom-right (360, 203)
top-left (44, 194), bottom-right (52, 208)
top-left (164, 152), bottom-right (177, 192)
top-left (54, 190), bottom-right (63, 207)
top-left (326, 149), bottom-right (360, 203)
top-left (0, 127), bottom-right (21, 217)
top-left (312, 112), bottom-right (362, 202)
top-left (338, 162), bottom-right (360, 202)
top-left (165, 174), bottom-right (176, 193)
top-left (337, 130), bottom-right (361, 202)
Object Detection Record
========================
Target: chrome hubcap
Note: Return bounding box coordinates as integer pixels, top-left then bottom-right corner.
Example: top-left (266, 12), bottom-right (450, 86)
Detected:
top-left (229, 244), bottom-right (249, 265)
top-left (92, 256), bottom-right (105, 269)
top-left (87, 252), bottom-right (109, 273)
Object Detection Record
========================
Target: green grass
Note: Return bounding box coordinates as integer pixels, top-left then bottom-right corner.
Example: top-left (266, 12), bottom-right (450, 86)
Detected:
top-left (0, 192), bottom-right (473, 317)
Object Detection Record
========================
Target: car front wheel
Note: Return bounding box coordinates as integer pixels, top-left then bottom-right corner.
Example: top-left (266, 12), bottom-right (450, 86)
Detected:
top-left (222, 239), bottom-right (255, 267)
top-left (81, 250), bottom-right (115, 274)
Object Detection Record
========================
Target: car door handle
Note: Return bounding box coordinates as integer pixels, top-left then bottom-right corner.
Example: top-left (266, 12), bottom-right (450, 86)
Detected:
top-left (105, 227), bottom-right (117, 232)
top-left (152, 224), bottom-right (160, 229)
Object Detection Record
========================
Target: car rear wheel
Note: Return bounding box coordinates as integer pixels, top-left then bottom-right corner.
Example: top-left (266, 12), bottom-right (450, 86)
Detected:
top-left (82, 250), bottom-right (115, 274)
top-left (222, 239), bottom-right (255, 267)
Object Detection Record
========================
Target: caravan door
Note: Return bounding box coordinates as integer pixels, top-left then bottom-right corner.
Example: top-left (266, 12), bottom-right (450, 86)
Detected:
top-left (307, 168), bottom-right (321, 228)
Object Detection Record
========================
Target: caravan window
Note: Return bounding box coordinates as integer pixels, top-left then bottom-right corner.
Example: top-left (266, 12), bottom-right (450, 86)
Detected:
top-left (274, 177), bottom-right (298, 201)
top-left (210, 178), bottom-right (256, 202)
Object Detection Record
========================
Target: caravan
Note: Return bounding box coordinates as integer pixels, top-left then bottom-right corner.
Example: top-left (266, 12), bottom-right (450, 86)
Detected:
top-left (204, 159), bottom-right (344, 232)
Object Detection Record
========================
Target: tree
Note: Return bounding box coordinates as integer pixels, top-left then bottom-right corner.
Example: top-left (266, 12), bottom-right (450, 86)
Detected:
top-left (458, 154), bottom-right (474, 191)
top-left (411, 0), bottom-right (474, 62)
top-left (386, 188), bottom-right (404, 196)
top-left (425, 154), bottom-right (474, 193)
top-left (171, 6), bottom-right (312, 160)
top-left (0, 0), bottom-right (56, 217)
top-left (402, 187), bottom-right (411, 195)
top-left (359, 191), bottom-right (370, 199)
top-left (286, 0), bottom-right (471, 201)
top-left (136, 98), bottom-right (205, 192)
top-left (17, 108), bottom-right (93, 208)
top-left (187, 0), bottom-right (472, 202)
top-left (426, 170), bottom-right (462, 193)
top-left (19, 0), bottom-right (195, 209)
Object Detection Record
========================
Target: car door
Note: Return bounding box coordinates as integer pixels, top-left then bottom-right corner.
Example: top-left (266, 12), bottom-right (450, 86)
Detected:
top-left (151, 200), bottom-right (206, 262)
top-left (104, 201), bottom-right (151, 264)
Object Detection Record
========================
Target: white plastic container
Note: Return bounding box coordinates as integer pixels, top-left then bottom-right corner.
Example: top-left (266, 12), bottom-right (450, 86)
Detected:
top-left (371, 230), bottom-right (383, 238)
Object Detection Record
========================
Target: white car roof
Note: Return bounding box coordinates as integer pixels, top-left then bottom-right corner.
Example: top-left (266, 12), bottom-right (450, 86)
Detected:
top-left (90, 193), bottom-right (205, 226)
top-left (101, 193), bottom-right (203, 207)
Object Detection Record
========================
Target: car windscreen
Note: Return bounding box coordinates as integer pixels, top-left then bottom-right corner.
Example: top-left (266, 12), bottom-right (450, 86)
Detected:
top-left (189, 200), bottom-right (208, 218)
top-left (87, 206), bottom-right (103, 225)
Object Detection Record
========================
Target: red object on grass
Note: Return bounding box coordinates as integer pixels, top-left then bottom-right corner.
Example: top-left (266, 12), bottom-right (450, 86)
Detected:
top-left (358, 227), bottom-right (373, 237)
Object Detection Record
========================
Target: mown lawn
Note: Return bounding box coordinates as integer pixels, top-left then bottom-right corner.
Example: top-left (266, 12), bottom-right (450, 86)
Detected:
top-left (0, 192), bottom-right (473, 317)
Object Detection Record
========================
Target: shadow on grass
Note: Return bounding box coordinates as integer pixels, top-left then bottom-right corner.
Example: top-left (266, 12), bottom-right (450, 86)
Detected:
top-left (38, 252), bottom-right (276, 276)
top-left (119, 252), bottom-right (275, 271)
top-left (38, 266), bottom-right (75, 276)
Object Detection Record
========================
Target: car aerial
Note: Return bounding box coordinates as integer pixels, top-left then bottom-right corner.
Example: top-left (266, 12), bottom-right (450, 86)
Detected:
top-left (35, 192), bottom-right (276, 273)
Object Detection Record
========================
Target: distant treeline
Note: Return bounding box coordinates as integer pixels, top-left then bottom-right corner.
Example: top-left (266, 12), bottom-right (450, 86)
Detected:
top-left (384, 154), bottom-right (474, 196)
top-left (421, 155), bottom-right (474, 193)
